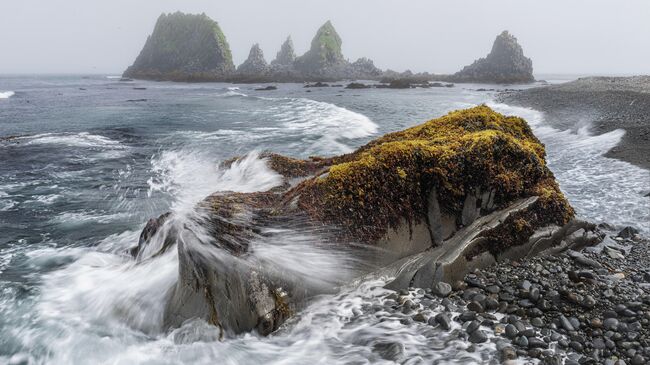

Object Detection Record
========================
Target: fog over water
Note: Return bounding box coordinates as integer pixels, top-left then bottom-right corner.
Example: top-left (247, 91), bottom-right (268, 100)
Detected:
top-left (0, 0), bottom-right (648, 75)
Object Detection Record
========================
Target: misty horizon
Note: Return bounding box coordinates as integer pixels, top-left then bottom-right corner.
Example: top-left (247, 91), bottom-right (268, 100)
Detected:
top-left (1, 0), bottom-right (649, 76)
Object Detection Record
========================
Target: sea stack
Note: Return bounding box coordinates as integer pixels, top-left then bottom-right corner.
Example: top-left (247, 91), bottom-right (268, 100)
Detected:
top-left (271, 36), bottom-right (296, 66)
top-left (123, 12), bottom-right (235, 82)
top-left (452, 31), bottom-right (534, 84)
top-left (296, 20), bottom-right (345, 74)
top-left (237, 44), bottom-right (269, 76)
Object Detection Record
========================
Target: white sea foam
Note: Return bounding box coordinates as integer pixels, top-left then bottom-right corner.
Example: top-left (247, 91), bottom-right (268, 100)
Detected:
top-left (170, 129), bottom-right (262, 143)
top-left (147, 150), bottom-right (283, 214)
top-left (266, 97), bottom-right (378, 154)
top-left (20, 132), bottom-right (123, 148)
top-left (15, 150), bottom-right (354, 364)
top-left (219, 90), bottom-right (248, 98)
top-left (0, 199), bottom-right (18, 211)
top-left (0, 91), bottom-right (15, 99)
top-left (173, 95), bottom-right (377, 155)
top-left (23, 194), bottom-right (62, 205)
top-left (52, 210), bottom-right (133, 225)
top-left (24, 276), bottom-right (501, 365)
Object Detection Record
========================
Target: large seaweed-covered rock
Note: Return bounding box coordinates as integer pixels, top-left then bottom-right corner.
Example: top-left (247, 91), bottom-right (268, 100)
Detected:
top-left (296, 105), bottom-right (570, 241)
top-left (137, 106), bottom-right (593, 336)
top-left (123, 12), bottom-right (234, 82)
top-left (452, 31), bottom-right (534, 84)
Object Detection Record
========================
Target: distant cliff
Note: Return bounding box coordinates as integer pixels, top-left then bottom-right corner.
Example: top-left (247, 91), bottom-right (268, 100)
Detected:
top-left (123, 12), bottom-right (234, 81)
top-left (451, 31), bottom-right (534, 84)
top-left (124, 14), bottom-right (534, 84)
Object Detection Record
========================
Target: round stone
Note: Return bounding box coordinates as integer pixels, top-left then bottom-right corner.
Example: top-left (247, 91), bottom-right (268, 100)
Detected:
top-left (603, 318), bottom-right (619, 331)
top-left (505, 324), bottom-right (519, 339)
top-left (468, 330), bottom-right (488, 344)
top-left (467, 301), bottom-right (485, 313)
top-left (432, 281), bottom-right (452, 297)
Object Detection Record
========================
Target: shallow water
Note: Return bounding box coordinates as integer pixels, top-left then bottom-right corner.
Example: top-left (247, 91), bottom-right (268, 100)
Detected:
top-left (0, 75), bottom-right (648, 364)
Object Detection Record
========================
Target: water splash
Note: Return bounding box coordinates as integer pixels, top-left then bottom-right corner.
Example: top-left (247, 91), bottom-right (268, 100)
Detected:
top-left (147, 150), bottom-right (283, 214)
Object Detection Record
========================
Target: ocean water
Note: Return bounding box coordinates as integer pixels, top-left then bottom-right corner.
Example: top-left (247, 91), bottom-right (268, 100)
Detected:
top-left (0, 75), bottom-right (648, 364)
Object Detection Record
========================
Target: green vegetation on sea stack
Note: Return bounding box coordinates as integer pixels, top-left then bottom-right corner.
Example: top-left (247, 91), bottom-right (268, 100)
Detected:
top-left (294, 20), bottom-right (345, 71)
top-left (123, 12), bottom-right (234, 81)
top-left (294, 105), bottom-right (574, 243)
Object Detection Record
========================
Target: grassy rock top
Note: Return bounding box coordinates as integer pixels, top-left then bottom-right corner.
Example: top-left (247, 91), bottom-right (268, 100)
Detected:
top-left (310, 20), bottom-right (343, 62)
top-left (294, 20), bottom-right (345, 72)
top-left (292, 105), bottom-right (573, 242)
top-left (123, 12), bottom-right (234, 80)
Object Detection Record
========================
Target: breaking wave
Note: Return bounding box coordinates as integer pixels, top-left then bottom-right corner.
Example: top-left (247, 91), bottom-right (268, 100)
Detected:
top-left (147, 150), bottom-right (283, 213)
top-left (218, 90), bottom-right (248, 98)
top-left (17, 132), bottom-right (123, 149)
top-left (0, 91), bottom-right (15, 99)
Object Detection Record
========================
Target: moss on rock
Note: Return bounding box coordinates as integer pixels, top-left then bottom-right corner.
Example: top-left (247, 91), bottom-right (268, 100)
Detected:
top-left (293, 105), bottom-right (573, 242)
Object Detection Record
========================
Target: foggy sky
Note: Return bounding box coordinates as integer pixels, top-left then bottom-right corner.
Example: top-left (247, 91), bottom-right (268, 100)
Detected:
top-left (1, 0), bottom-right (648, 75)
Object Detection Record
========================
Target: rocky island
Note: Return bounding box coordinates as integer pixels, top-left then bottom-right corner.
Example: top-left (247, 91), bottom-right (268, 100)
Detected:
top-left (123, 12), bottom-right (234, 82)
top-left (123, 12), bottom-right (535, 84)
top-left (451, 31), bottom-right (534, 84)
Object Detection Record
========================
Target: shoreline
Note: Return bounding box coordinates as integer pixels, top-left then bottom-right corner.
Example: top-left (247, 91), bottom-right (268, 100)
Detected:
top-left (498, 76), bottom-right (650, 170)
top-left (424, 226), bottom-right (650, 364)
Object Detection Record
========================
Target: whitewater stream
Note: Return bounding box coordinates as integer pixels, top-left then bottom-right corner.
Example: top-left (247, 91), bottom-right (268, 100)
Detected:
top-left (0, 76), bottom-right (648, 364)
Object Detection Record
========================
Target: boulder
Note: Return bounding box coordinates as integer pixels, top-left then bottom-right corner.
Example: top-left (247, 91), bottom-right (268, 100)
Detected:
top-left (123, 12), bottom-right (235, 82)
top-left (452, 31), bottom-right (534, 84)
top-left (136, 106), bottom-right (588, 336)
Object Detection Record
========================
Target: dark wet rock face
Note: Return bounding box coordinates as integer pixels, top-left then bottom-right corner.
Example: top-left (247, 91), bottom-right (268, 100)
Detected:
top-left (452, 31), bottom-right (534, 84)
top-left (123, 12), bottom-right (234, 82)
top-left (237, 44), bottom-right (268, 76)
